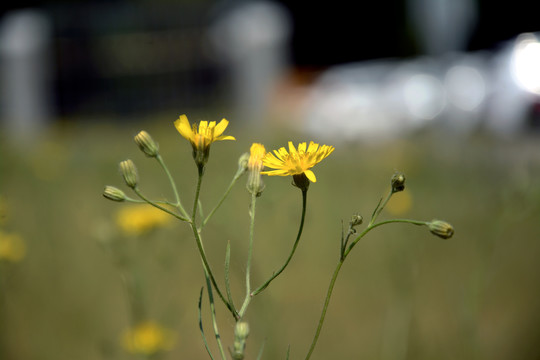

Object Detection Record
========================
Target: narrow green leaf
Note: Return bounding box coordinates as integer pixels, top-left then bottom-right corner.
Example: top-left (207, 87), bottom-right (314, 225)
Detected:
top-left (198, 287), bottom-right (215, 360)
top-left (224, 241), bottom-right (236, 313)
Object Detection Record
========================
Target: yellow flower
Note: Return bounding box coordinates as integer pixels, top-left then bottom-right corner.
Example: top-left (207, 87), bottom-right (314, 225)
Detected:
top-left (116, 204), bottom-right (172, 236)
top-left (174, 114), bottom-right (235, 151)
top-left (262, 141), bottom-right (334, 183)
top-left (122, 321), bottom-right (176, 355)
top-left (247, 143), bottom-right (266, 196)
top-left (0, 231), bottom-right (26, 262)
top-left (174, 114), bottom-right (235, 168)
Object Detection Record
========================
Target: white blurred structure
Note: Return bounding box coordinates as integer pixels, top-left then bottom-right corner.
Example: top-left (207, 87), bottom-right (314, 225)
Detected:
top-left (303, 32), bottom-right (540, 142)
top-left (208, 0), bottom-right (291, 123)
top-left (0, 9), bottom-right (54, 143)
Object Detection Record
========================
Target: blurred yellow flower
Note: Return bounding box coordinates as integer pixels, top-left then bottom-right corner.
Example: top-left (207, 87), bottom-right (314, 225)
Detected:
top-left (386, 190), bottom-right (413, 216)
top-left (174, 114), bottom-right (235, 152)
top-left (116, 204), bottom-right (172, 236)
top-left (0, 231), bottom-right (26, 262)
top-left (262, 141), bottom-right (334, 183)
top-left (122, 321), bottom-right (176, 355)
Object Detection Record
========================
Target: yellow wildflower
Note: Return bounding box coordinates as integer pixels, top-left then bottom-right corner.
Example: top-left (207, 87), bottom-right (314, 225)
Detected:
top-left (0, 231), bottom-right (26, 262)
top-left (122, 321), bottom-right (176, 355)
top-left (174, 114), bottom-right (235, 168)
top-left (116, 204), bottom-right (172, 236)
top-left (262, 141), bottom-right (334, 183)
top-left (247, 143), bottom-right (266, 196)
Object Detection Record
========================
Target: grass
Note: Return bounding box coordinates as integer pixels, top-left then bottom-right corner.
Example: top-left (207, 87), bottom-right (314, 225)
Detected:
top-left (1, 116), bottom-right (539, 360)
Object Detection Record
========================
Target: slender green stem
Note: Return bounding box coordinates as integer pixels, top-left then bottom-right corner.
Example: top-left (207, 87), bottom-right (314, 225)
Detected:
top-left (306, 218), bottom-right (429, 359)
top-left (201, 168), bottom-right (245, 229)
top-left (369, 189), bottom-right (393, 227)
top-left (251, 188), bottom-right (308, 297)
top-left (133, 188), bottom-right (189, 221)
top-left (191, 169), bottom-right (238, 319)
top-left (156, 154), bottom-right (190, 219)
top-left (123, 196), bottom-right (176, 206)
top-left (345, 219), bottom-right (427, 257)
top-left (238, 192), bottom-right (258, 318)
top-left (205, 271), bottom-right (228, 360)
top-left (305, 259), bottom-right (344, 360)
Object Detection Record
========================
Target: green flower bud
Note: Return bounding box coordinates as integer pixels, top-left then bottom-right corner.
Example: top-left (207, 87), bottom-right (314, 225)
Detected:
top-left (103, 185), bottom-right (126, 202)
top-left (391, 172), bottom-right (406, 193)
top-left (350, 214), bottom-right (363, 227)
top-left (120, 159), bottom-right (138, 189)
top-left (232, 322), bottom-right (249, 360)
top-left (428, 219), bottom-right (454, 239)
top-left (237, 153), bottom-right (250, 174)
top-left (134, 130), bottom-right (159, 157)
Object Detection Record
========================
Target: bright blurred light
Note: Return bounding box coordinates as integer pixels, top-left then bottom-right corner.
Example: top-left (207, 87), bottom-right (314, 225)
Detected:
top-left (403, 74), bottom-right (445, 121)
top-left (445, 65), bottom-right (486, 111)
top-left (511, 33), bottom-right (540, 95)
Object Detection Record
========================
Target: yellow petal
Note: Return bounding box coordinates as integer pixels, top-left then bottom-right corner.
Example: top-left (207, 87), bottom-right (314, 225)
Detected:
top-left (198, 121), bottom-right (208, 134)
top-left (304, 170), bottom-right (317, 182)
top-left (214, 119), bottom-right (229, 137)
top-left (261, 169), bottom-right (290, 176)
top-left (174, 115), bottom-right (193, 140)
top-left (298, 142), bottom-right (307, 153)
top-left (215, 135), bottom-right (236, 141)
top-left (288, 141), bottom-right (297, 155)
top-left (307, 141), bottom-right (319, 153)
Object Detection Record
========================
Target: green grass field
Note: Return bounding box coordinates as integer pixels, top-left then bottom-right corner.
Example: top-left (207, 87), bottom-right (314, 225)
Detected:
top-left (1, 115), bottom-right (539, 360)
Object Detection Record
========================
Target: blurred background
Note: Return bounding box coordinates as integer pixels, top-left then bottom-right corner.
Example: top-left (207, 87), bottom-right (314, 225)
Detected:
top-left (1, 0), bottom-right (540, 359)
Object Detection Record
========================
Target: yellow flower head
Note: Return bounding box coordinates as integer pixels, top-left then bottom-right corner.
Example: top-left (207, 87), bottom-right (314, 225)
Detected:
top-left (0, 231), bottom-right (26, 262)
top-left (122, 321), bottom-right (176, 355)
top-left (262, 141), bottom-right (334, 183)
top-left (174, 114), bottom-right (235, 150)
top-left (247, 143), bottom-right (266, 196)
top-left (116, 204), bottom-right (172, 236)
top-left (174, 114), bottom-right (235, 168)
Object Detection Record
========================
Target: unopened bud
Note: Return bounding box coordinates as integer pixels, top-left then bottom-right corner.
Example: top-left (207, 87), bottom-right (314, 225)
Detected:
top-left (232, 322), bottom-right (249, 360)
top-left (238, 153), bottom-right (250, 174)
top-left (103, 185), bottom-right (126, 202)
top-left (350, 214), bottom-right (363, 227)
top-left (134, 130), bottom-right (159, 157)
top-left (391, 172), bottom-right (406, 193)
top-left (427, 220), bottom-right (454, 239)
top-left (119, 159), bottom-right (138, 189)
top-left (246, 143), bottom-right (266, 197)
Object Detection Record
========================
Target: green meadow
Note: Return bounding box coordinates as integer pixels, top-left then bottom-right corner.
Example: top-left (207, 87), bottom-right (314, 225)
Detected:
top-left (1, 115), bottom-right (539, 360)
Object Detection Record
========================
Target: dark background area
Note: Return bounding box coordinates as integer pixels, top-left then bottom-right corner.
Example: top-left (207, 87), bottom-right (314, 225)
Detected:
top-left (1, 0), bottom-right (540, 119)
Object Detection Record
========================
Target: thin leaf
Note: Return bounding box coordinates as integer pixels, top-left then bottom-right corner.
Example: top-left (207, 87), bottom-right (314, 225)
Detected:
top-left (255, 339), bottom-right (266, 360)
top-left (198, 287), bottom-right (215, 360)
top-left (224, 241), bottom-right (236, 313)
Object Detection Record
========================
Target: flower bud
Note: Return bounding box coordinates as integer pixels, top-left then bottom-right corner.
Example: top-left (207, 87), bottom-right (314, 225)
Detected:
top-left (103, 185), bottom-right (126, 202)
top-left (427, 219), bottom-right (454, 239)
top-left (350, 214), bottom-right (363, 227)
top-left (232, 322), bottom-right (249, 360)
top-left (134, 130), bottom-right (159, 157)
top-left (237, 153), bottom-right (250, 174)
top-left (391, 172), bottom-right (406, 193)
top-left (120, 159), bottom-right (138, 189)
top-left (246, 143), bottom-right (266, 197)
